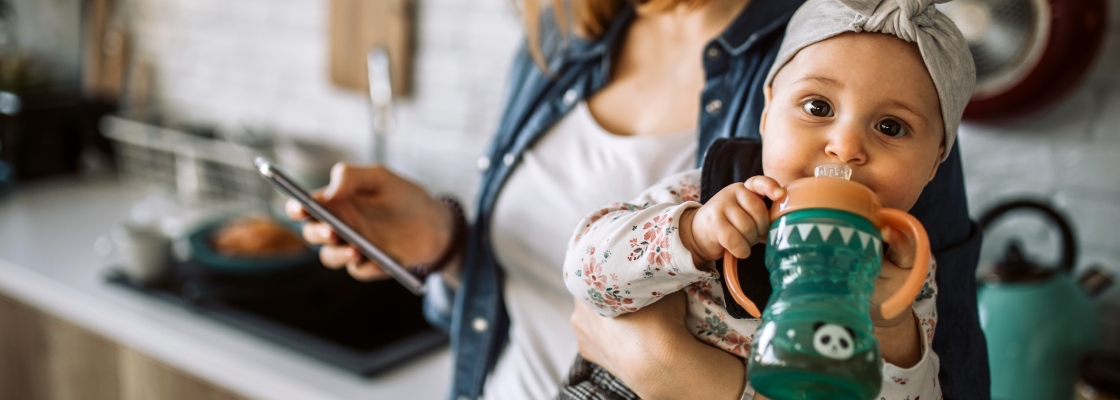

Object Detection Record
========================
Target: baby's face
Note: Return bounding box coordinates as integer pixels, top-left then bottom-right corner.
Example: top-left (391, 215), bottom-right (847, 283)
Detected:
top-left (760, 33), bottom-right (945, 211)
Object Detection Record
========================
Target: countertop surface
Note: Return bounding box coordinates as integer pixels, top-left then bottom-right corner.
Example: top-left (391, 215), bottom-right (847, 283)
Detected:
top-left (0, 176), bottom-right (451, 400)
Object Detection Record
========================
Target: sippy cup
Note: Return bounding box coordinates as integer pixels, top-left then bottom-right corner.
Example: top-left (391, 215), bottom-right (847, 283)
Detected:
top-left (722, 164), bottom-right (930, 400)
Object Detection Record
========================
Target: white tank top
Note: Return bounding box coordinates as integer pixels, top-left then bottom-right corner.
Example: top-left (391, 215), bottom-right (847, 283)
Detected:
top-left (484, 101), bottom-right (697, 400)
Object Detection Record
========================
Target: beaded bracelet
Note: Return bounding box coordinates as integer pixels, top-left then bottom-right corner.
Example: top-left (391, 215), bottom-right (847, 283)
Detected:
top-left (411, 196), bottom-right (467, 278)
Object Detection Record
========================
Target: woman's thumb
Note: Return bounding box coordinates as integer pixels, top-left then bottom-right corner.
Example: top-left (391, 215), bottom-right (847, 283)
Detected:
top-left (325, 163), bottom-right (379, 200)
top-left (324, 164), bottom-right (349, 200)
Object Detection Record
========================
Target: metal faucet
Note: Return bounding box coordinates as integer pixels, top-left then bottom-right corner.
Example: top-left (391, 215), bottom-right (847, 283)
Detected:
top-left (367, 48), bottom-right (392, 164)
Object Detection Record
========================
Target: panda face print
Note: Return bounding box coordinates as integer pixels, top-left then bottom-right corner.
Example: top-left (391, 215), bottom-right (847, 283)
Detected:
top-left (812, 322), bottom-right (855, 360)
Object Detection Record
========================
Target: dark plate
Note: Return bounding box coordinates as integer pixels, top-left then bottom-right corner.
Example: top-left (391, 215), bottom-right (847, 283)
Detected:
top-left (188, 218), bottom-right (317, 276)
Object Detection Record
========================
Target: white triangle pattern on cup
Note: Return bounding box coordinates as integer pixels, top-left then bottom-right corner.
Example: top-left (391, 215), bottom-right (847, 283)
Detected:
top-left (795, 224), bottom-right (814, 242)
top-left (837, 226), bottom-right (855, 244)
top-left (769, 222), bottom-right (879, 251)
top-left (857, 231), bottom-right (871, 250)
top-left (817, 224), bottom-right (835, 242)
top-left (781, 225), bottom-right (796, 241)
top-left (777, 225), bottom-right (797, 250)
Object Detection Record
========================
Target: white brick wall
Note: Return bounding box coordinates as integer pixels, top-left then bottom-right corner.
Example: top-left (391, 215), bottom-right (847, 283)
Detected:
top-left (129, 0), bottom-right (522, 211)
top-left (127, 0), bottom-right (1120, 342)
top-left (9, 0), bottom-right (82, 87)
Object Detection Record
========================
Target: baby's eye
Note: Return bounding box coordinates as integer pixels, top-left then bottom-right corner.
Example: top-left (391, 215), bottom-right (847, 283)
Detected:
top-left (802, 100), bottom-right (833, 117)
top-left (876, 119), bottom-right (906, 137)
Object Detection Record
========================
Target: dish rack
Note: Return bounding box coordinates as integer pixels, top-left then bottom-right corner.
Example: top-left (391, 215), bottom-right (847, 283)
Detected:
top-left (101, 116), bottom-right (275, 212)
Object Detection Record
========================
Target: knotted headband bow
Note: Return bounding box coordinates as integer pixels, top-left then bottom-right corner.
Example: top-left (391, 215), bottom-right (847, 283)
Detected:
top-left (764, 0), bottom-right (975, 160)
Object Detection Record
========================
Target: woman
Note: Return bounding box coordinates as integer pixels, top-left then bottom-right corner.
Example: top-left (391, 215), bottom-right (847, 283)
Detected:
top-left (288, 0), bottom-right (988, 398)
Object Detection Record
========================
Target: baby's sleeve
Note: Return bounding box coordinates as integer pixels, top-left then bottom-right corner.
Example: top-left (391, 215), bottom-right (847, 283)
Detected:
top-left (878, 258), bottom-right (942, 399)
top-left (563, 169), bottom-right (718, 317)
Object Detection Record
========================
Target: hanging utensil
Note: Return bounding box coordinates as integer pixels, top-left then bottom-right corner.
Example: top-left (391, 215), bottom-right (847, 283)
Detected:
top-left (367, 47), bottom-right (392, 164)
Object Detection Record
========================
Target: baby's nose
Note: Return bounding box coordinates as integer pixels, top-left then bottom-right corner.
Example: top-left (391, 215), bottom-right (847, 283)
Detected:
top-left (824, 126), bottom-right (868, 164)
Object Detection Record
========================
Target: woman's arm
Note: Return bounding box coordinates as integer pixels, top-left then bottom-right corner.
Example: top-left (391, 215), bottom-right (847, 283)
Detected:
top-left (570, 291), bottom-right (748, 400)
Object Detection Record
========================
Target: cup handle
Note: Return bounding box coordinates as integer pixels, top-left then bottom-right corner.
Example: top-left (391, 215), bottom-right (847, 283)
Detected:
top-left (723, 250), bottom-right (762, 318)
top-left (877, 208), bottom-right (931, 320)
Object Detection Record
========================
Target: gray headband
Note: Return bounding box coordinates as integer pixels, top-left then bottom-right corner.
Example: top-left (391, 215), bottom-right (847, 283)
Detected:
top-left (765, 0), bottom-right (976, 160)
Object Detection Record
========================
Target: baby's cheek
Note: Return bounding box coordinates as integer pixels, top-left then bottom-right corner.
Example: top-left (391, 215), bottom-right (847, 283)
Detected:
top-left (761, 144), bottom-right (809, 185)
top-left (872, 171), bottom-right (928, 211)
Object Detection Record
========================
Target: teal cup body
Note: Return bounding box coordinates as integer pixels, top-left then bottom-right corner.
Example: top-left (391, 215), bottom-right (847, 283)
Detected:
top-left (748, 209), bottom-right (884, 400)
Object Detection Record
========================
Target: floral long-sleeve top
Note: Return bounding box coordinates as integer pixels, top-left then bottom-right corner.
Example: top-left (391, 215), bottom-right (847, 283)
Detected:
top-left (563, 169), bottom-right (942, 400)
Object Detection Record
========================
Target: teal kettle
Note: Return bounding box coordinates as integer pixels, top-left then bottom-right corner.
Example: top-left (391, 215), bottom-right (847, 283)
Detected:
top-left (978, 200), bottom-right (1104, 400)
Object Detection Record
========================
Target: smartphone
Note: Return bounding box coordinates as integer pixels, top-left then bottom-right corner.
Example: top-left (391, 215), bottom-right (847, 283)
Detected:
top-left (254, 156), bottom-right (426, 295)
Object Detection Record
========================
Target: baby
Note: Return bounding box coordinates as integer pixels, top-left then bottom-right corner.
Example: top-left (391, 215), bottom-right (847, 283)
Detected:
top-left (560, 0), bottom-right (975, 398)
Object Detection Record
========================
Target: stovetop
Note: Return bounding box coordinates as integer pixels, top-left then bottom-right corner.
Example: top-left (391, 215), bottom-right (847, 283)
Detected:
top-left (106, 256), bottom-right (446, 376)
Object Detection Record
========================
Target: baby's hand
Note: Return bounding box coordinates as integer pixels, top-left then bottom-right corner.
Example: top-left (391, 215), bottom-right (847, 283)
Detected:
top-left (680, 176), bottom-right (786, 267)
top-left (870, 226), bottom-right (919, 328)
top-left (870, 225), bottom-right (924, 367)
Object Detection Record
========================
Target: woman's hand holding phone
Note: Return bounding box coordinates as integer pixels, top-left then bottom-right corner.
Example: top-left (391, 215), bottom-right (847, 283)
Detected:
top-left (284, 163), bottom-right (457, 281)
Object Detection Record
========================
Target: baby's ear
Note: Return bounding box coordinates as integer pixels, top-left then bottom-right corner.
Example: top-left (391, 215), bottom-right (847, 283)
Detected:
top-left (927, 144), bottom-right (946, 182)
top-left (760, 86), bottom-right (773, 138)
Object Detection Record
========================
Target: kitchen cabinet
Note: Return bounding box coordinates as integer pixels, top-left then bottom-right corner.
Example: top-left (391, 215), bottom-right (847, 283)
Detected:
top-left (0, 294), bottom-right (248, 400)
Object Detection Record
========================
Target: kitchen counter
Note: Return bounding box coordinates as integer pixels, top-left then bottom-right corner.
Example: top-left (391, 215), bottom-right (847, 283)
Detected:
top-left (0, 176), bottom-right (451, 400)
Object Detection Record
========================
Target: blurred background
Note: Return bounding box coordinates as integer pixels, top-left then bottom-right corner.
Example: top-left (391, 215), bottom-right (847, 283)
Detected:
top-left (0, 0), bottom-right (522, 201)
top-left (0, 0), bottom-right (1119, 399)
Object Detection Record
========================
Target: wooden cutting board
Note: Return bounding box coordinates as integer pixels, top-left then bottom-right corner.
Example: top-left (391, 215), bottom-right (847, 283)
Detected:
top-left (327, 0), bottom-right (415, 97)
top-left (83, 0), bottom-right (130, 102)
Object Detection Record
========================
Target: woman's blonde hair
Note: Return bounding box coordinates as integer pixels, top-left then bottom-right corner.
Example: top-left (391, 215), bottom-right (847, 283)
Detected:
top-left (521, 0), bottom-right (706, 70)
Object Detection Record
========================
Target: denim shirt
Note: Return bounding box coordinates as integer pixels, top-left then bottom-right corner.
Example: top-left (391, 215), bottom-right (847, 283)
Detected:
top-left (423, 1), bottom-right (989, 399)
